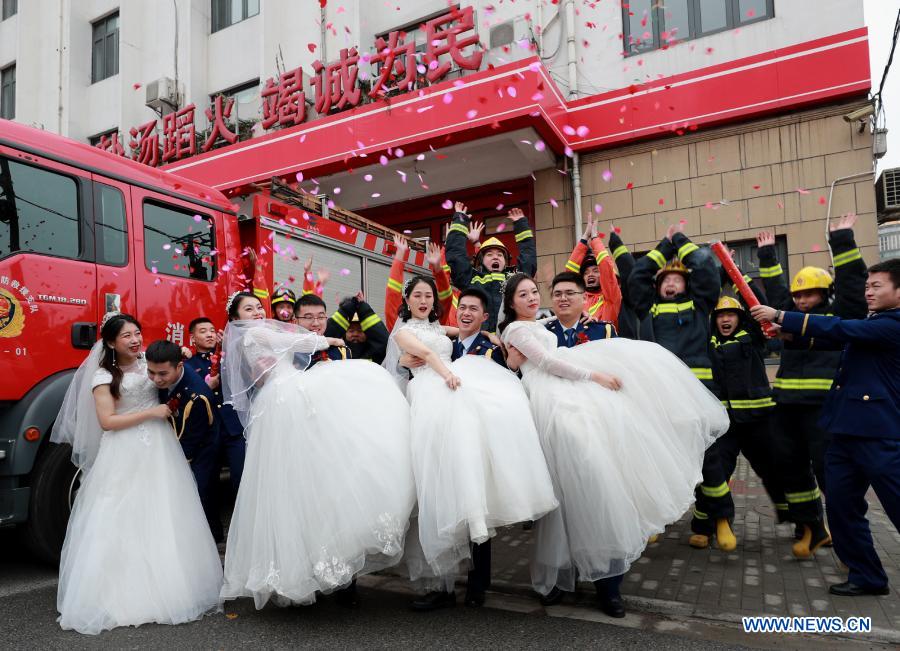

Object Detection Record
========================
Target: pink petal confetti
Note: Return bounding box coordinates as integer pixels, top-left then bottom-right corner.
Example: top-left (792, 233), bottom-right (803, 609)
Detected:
top-left (563, 146), bottom-right (574, 157)
top-left (416, 105), bottom-right (434, 114)
top-left (496, 203), bottom-right (505, 211)
top-left (299, 134), bottom-right (307, 143)
top-left (132, 83), bottom-right (142, 90)
top-left (403, 229), bottom-right (412, 234)
top-left (395, 148), bottom-right (404, 157)
top-left (372, 192), bottom-right (381, 198)
top-left (151, 266), bottom-right (158, 273)
top-left (507, 86), bottom-right (517, 98)
top-left (531, 92), bottom-right (544, 101)
top-left (796, 188), bottom-right (810, 195)
top-left (534, 140), bottom-right (546, 152)
top-left (333, 186), bottom-right (341, 194)
top-left (339, 225), bottom-right (347, 234)
top-left (193, 214), bottom-right (202, 222)
top-left (818, 196), bottom-right (826, 205)
top-left (776, 200), bottom-right (784, 209)
top-left (614, 226), bottom-right (622, 234)
top-left (626, 182), bottom-right (634, 189)
top-left (575, 125), bottom-right (589, 137)
top-left (307, 43), bottom-right (316, 53)
top-left (812, 244), bottom-right (822, 252)
top-left (563, 125), bottom-right (576, 136)
top-left (379, 155), bottom-right (389, 165)
top-left (364, 174), bottom-right (373, 181)
top-left (679, 218), bottom-right (688, 225)
top-left (550, 198), bottom-right (559, 208)
top-left (296, 172), bottom-right (304, 182)
top-left (340, 268), bottom-right (350, 276)
top-left (466, 109), bottom-right (478, 119)
top-left (442, 93), bottom-right (453, 104)
top-left (163, 244), bottom-right (171, 250)
top-left (594, 204), bottom-right (603, 214)
top-left (496, 223), bottom-right (507, 232)
top-left (658, 198), bottom-right (665, 205)
top-left (601, 169), bottom-right (613, 182)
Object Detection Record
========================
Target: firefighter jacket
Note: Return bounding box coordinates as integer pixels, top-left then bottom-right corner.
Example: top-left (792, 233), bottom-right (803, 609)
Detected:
top-left (445, 210), bottom-right (536, 332)
top-left (325, 296), bottom-right (389, 364)
top-left (563, 236), bottom-right (622, 326)
top-left (709, 318), bottom-right (775, 423)
top-left (546, 318), bottom-right (618, 346)
top-left (758, 228), bottom-right (868, 405)
top-left (628, 232), bottom-right (721, 390)
top-left (607, 231), bottom-right (641, 339)
top-left (384, 251), bottom-right (455, 331)
top-left (780, 308), bottom-right (900, 439)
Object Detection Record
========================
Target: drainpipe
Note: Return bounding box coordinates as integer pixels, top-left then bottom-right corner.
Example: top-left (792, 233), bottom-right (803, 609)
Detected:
top-left (565, 0), bottom-right (581, 243)
top-left (824, 170), bottom-right (874, 263)
top-left (57, 0), bottom-right (66, 133)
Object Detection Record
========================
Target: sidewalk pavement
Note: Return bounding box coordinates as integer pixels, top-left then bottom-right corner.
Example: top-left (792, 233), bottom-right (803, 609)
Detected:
top-left (477, 455), bottom-right (900, 642)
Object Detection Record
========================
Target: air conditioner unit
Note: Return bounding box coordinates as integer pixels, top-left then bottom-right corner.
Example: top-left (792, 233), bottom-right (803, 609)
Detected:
top-left (145, 77), bottom-right (180, 112)
top-left (876, 167), bottom-right (900, 223)
top-left (489, 16), bottom-right (532, 50)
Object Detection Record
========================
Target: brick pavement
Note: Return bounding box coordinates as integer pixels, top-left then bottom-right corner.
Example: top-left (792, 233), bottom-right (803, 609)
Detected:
top-left (481, 455), bottom-right (900, 638)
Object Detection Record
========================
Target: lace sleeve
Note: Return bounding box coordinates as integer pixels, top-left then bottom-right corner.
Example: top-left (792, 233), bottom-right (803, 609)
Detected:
top-left (504, 324), bottom-right (592, 381)
top-left (91, 368), bottom-right (113, 390)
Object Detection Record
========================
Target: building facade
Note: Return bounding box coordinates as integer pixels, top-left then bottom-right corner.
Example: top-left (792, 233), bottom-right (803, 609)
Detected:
top-left (0, 0), bottom-right (880, 301)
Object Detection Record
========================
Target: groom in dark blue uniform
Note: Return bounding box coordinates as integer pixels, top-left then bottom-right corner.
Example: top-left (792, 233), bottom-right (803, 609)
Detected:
top-left (146, 340), bottom-right (222, 542)
top-left (752, 258), bottom-right (900, 597)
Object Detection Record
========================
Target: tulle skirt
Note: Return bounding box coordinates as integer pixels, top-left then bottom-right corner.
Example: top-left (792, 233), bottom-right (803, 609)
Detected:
top-left (522, 338), bottom-right (729, 594)
top-left (221, 360), bottom-right (415, 609)
top-left (57, 420), bottom-right (223, 635)
top-left (407, 355), bottom-right (559, 579)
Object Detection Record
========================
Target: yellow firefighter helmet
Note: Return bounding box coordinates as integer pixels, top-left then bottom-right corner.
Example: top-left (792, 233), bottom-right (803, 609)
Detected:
top-left (713, 295), bottom-right (743, 313)
top-left (790, 266), bottom-right (833, 293)
top-left (656, 258), bottom-right (690, 278)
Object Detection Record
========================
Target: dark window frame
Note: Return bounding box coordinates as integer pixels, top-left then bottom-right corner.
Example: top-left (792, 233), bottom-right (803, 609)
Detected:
top-left (622, 0), bottom-right (774, 57)
top-left (88, 127), bottom-right (119, 147)
top-left (94, 182), bottom-right (129, 267)
top-left (0, 63), bottom-right (14, 120)
top-left (0, 155), bottom-right (87, 262)
top-left (1, 0), bottom-right (16, 20)
top-left (142, 199), bottom-right (217, 282)
top-left (211, 0), bottom-right (260, 34)
top-left (91, 11), bottom-right (120, 84)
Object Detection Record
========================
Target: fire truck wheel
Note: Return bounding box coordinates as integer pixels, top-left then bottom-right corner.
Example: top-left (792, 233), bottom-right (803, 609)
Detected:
top-left (19, 442), bottom-right (79, 565)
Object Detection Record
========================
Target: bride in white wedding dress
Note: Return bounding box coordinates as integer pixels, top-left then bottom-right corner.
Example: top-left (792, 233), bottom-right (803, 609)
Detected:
top-left (53, 313), bottom-right (223, 635)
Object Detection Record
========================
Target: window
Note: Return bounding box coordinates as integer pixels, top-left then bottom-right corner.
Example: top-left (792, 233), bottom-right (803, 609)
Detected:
top-left (95, 184), bottom-right (127, 266)
top-left (89, 128), bottom-right (118, 147)
top-left (212, 78), bottom-right (259, 104)
top-left (0, 64), bottom-right (13, 119)
top-left (622, 0), bottom-right (774, 55)
top-left (0, 157), bottom-right (81, 260)
top-left (92, 12), bottom-right (119, 83)
top-left (723, 235), bottom-right (788, 280)
top-left (143, 201), bottom-right (216, 281)
top-left (211, 0), bottom-right (259, 33)
top-left (2, 0), bottom-right (16, 20)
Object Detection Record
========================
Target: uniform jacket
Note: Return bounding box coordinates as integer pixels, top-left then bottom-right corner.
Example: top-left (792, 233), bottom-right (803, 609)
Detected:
top-left (709, 318), bottom-right (775, 423)
top-left (324, 296), bottom-right (389, 363)
top-left (627, 232), bottom-right (721, 390)
top-left (546, 318), bottom-right (618, 347)
top-left (445, 210), bottom-right (536, 332)
top-left (563, 237), bottom-right (622, 326)
top-left (780, 309), bottom-right (900, 438)
top-left (185, 351), bottom-right (243, 438)
top-left (758, 228), bottom-right (868, 405)
top-left (452, 331), bottom-right (507, 368)
top-left (608, 231), bottom-right (641, 339)
top-left (306, 345), bottom-right (352, 368)
top-left (158, 367), bottom-right (218, 459)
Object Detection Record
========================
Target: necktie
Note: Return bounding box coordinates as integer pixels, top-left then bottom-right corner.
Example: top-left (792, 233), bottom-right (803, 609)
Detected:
top-left (564, 328), bottom-right (576, 348)
top-left (452, 340), bottom-right (465, 360)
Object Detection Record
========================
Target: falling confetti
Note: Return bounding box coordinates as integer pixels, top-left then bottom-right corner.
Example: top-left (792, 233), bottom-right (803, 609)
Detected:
top-left (602, 170), bottom-right (613, 182)
top-left (466, 109), bottom-right (478, 119)
top-left (364, 174), bottom-right (373, 181)
top-left (818, 196), bottom-right (826, 205)
top-left (626, 182), bottom-right (634, 189)
top-left (550, 198), bottom-right (559, 208)
top-left (594, 204), bottom-right (603, 214)
top-left (576, 125), bottom-right (589, 137)
top-left (442, 93), bottom-right (453, 104)
top-left (534, 141), bottom-right (546, 152)
top-left (442, 199), bottom-right (453, 210)
top-left (496, 223), bottom-right (507, 232)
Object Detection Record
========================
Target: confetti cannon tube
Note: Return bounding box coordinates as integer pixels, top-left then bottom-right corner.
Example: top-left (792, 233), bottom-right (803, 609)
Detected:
top-left (710, 241), bottom-right (776, 338)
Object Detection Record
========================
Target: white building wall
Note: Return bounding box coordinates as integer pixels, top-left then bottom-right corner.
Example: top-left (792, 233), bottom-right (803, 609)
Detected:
top-left (0, 0), bottom-right (868, 144)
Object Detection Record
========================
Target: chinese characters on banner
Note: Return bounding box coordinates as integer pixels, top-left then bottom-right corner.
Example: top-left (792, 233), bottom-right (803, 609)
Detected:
top-left (96, 7), bottom-right (483, 167)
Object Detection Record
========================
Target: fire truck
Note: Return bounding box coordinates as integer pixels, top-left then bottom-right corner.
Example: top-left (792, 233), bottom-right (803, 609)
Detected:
top-left (0, 120), bottom-right (428, 562)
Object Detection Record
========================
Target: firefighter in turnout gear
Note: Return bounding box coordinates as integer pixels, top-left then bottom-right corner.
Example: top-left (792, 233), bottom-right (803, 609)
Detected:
top-left (324, 292), bottom-right (390, 364)
top-left (563, 214), bottom-right (622, 327)
top-left (627, 223), bottom-right (721, 391)
top-left (607, 227), bottom-right (641, 339)
top-left (690, 293), bottom-right (794, 552)
top-left (271, 287), bottom-right (297, 323)
top-left (756, 215), bottom-right (867, 507)
top-left (445, 201), bottom-right (536, 333)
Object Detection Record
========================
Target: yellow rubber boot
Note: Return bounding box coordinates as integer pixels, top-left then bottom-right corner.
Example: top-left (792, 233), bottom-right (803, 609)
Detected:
top-left (689, 534), bottom-right (710, 549)
top-left (648, 534), bottom-right (660, 544)
top-left (793, 522), bottom-right (832, 559)
top-left (715, 518), bottom-right (737, 551)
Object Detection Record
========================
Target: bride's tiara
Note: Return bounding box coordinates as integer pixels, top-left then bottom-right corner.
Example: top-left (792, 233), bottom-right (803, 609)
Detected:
top-left (100, 311), bottom-right (121, 328)
top-left (225, 291), bottom-right (243, 313)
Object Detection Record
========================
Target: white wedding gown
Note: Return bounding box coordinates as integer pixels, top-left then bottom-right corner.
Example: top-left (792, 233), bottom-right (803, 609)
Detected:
top-left (397, 318), bottom-right (559, 579)
top-left (501, 320), bottom-right (729, 595)
top-left (221, 323), bottom-right (415, 608)
top-left (57, 360), bottom-right (223, 635)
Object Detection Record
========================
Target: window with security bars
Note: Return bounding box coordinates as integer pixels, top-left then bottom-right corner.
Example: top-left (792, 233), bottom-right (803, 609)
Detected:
top-left (211, 0), bottom-right (259, 33)
top-left (0, 64), bottom-right (14, 119)
top-left (272, 232), bottom-right (364, 307)
top-left (623, 0), bottom-right (774, 56)
top-left (91, 12), bottom-right (119, 83)
top-left (724, 236), bottom-right (787, 280)
top-left (2, 0), bottom-right (16, 20)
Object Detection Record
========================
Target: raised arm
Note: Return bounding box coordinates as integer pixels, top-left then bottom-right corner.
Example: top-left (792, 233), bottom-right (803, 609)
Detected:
top-left (628, 235), bottom-right (677, 317)
top-left (828, 215), bottom-right (868, 319)
top-left (671, 231), bottom-right (720, 313)
top-left (385, 234), bottom-right (409, 332)
top-left (592, 235), bottom-right (622, 325)
top-left (756, 231), bottom-right (793, 311)
top-left (445, 203), bottom-right (477, 288)
top-left (510, 208), bottom-right (537, 275)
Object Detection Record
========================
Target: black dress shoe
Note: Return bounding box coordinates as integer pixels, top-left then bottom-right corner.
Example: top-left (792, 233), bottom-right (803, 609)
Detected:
top-left (334, 582), bottom-right (360, 608)
top-left (598, 595), bottom-right (626, 618)
top-left (410, 591), bottom-right (456, 611)
top-left (539, 586), bottom-right (565, 606)
top-left (829, 581), bottom-right (890, 597)
top-left (464, 588), bottom-right (485, 607)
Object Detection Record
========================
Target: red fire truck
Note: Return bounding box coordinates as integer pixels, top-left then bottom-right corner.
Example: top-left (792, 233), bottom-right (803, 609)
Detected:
top-left (0, 120), bottom-right (427, 562)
